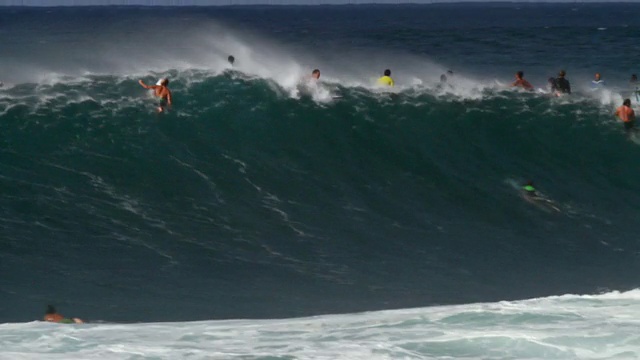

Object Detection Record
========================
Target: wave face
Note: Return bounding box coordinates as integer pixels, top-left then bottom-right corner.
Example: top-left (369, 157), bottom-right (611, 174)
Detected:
top-left (2, 4), bottom-right (640, 324)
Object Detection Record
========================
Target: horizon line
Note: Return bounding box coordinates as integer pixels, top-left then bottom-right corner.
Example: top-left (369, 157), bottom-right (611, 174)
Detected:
top-left (1, 0), bottom-right (636, 7)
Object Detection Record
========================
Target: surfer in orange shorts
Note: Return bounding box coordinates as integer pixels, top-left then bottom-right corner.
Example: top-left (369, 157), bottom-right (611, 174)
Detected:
top-left (44, 305), bottom-right (84, 324)
top-left (139, 78), bottom-right (172, 113)
top-left (615, 99), bottom-right (636, 132)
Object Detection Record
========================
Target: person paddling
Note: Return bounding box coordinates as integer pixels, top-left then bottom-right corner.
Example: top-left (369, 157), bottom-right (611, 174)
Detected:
top-left (44, 305), bottom-right (84, 324)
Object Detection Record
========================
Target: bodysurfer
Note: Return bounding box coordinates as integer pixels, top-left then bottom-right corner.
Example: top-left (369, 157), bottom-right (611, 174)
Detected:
top-left (554, 70), bottom-right (571, 95)
top-left (521, 181), bottom-right (560, 212)
top-left (511, 71), bottom-right (534, 91)
top-left (615, 99), bottom-right (636, 132)
top-left (44, 305), bottom-right (83, 324)
top-left (377, 69), bottom-right (394, 87)
top-left (139, 78), bottom-right (172, 113)
top-left (590, 73), bottom-right (605, 90)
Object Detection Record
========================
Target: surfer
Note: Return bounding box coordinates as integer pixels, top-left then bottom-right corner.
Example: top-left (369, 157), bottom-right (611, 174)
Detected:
top-left (554, 70), bottom-right (571, 95)
top-left (511, 71), bottom-right (534, 91)
top-left (228, 55), bottom-right (235, 66)
top-left (590, 73), bottom-right (606, 90)
top-left (377, 69), bottom-right (394, 87)
top-left (44, 305), bottom-right (83, 324)
top-left (615, 99), bottom-right (636, 132)
top-left (138, 78), bottom-right (172, 113)
top-left (521, 181), bottom-right (561, 212)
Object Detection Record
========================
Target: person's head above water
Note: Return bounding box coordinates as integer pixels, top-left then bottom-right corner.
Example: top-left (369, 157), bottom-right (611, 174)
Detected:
top-left (558, 70), bottom-right (566, 78)
top-left (516, 71), bottom-right (524, 79)
top-left (594, 73), bottom-right (601, 81)
top-left (311, 69), bottom-right (320, 79)
top-left (623, 98), bottom-right (631, 107)
top-left (228, 55), bottom-right (235, 65)
top-left (384, 69), bottom-right (391, 77)
top-left (46, 305), bottom-right (57, 315)
top-left (632, 74), bottom-right (638, 82)
top-left (440, 74), bottom-right (447, 83)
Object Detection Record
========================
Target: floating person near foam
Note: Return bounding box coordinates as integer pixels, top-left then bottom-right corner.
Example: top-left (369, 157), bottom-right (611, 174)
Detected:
top-left (511, 71), bottom-right (534, 91)
top-left (437, 70), bottom-right (454, 91)
top-left (551, 70), bottom-right (571, 96)
top-left (521, 181), bottom-right (561, 213)
top-left (139, 78), bottom-right (172, 113)
top-left (299, 69), bottom-right (320, 89)
top-left (44, 305), bottom-right (84, 324)
top-left (377, 69), bottom-right (394, 87)
top-left (590, 72), bottom-right (606, 91)
top-left (615, 98), bottom-right (636, 136)
top-left (310, 69), bottom-right (320, 81)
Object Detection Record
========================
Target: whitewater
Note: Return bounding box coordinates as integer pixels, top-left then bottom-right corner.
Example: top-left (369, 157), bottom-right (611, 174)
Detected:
top-left (1, 291), bottom-right (639, 359)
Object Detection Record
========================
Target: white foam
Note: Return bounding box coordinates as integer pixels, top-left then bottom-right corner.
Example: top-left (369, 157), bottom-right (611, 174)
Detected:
top-left (2, 290), bottom-right (639, 359)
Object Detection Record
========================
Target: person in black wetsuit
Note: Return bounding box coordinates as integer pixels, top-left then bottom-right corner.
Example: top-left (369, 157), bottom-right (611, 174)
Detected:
top-left (554, 70), bottom-right (571, 95)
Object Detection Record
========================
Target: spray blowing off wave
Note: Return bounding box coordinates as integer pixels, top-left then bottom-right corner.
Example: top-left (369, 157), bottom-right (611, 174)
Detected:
top-left (1, 11), bottom-right (462, 94)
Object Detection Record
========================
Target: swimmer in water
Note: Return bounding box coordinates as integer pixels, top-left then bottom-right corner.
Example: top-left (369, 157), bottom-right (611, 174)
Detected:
top-left (521, 181), bottom-right (561, 212)
top-left (228, 55), bottom-right (235, 66)
top-left (44, 305), bottom-right (83, 324)
top-left (511, 71), bottom-right (534, 91)
top-left (139, 78), bottom-right (172, 113)
top-left (311, 69), bottom-right (320, 80)
top-left (377, 69), bottom-right (394, 87)
top-left (615, 98), bottom-right (636, 132)
top-left (590, 72), bottom-right (606, 90)
top-left (554, 70), bottom-right (571, 95)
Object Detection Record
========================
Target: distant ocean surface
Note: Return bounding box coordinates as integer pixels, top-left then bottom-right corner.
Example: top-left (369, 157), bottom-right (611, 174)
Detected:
top-left (2, 3), bottom-right (640, 359)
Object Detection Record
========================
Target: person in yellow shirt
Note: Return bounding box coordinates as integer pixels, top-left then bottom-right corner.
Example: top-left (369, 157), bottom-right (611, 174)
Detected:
top-left (377, 69), bottom-right (394, 87)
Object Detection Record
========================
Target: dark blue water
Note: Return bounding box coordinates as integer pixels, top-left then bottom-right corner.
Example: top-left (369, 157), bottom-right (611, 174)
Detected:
top-left (1, 3), bottom-right (640, 323)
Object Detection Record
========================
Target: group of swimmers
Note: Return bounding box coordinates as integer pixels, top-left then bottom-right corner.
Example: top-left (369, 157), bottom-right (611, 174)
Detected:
top-left (138, 56), bottom-right (637, 131)
top-left (508, 69), bottom-right (637, 131)
top-left (138, 54), bottom-right (401, 112)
